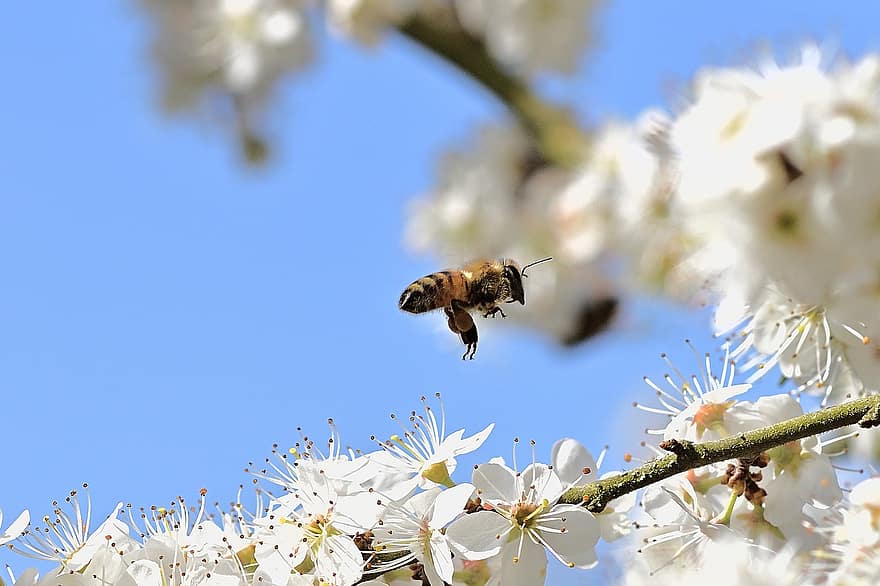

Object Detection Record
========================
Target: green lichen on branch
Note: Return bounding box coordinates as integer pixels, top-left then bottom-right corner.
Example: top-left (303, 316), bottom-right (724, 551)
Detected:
top-left (397, 7), bottom-right (587, 169)
top-left (565, 394), bottom-right (880, 512)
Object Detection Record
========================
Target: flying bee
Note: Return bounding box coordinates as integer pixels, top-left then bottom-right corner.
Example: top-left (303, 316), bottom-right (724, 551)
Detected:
top-left (398, 257), bottom-right (553, 360)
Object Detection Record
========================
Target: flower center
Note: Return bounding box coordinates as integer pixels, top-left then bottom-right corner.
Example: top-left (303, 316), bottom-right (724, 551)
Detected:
top-left (508, 499), bottom-right (549, 528)
top-left (303, 513), bottom-right (341, 547)
top-left (692, 401), bottom-right (734, 438)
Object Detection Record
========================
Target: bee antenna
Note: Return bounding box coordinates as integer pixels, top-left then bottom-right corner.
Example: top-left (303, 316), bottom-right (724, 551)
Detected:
top-left (520, 257), bottom-right (553, 278)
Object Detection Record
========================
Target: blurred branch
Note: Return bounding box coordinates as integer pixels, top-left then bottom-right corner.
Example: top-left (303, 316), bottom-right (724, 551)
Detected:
top-left (397, 8), bottom-right (588, 169)
top-left (567, 394), bottom-right (880, 512)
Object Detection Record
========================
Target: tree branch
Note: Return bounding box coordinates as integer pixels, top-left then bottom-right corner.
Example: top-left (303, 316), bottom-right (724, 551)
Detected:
top-left (396, 8), bottom-right (588, 169)
top-left (566, 394), bottom-right (880, 512)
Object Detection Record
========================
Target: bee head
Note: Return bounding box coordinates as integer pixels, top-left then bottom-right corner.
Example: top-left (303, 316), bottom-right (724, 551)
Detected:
top-left (504, 256), bottom-right (553, 305)
top-left (503, 264), bottom-right (526, 305)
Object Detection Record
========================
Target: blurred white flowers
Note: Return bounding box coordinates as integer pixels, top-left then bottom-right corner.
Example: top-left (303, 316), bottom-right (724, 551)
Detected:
top-left (405, 123), bottom-right (619, 344)
top-left (661, 48), bottom-right (880, 402)
top-left (141, 0), bottom-right (313, 110)
top-left (455, 0), bottom-right (597, 75)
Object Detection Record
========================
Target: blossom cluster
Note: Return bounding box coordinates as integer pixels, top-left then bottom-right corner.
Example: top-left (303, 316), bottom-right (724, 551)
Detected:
top-left (136, 0), bottom-right (597, 152)
top-left (0, 396), bottom-right (611, 586)
top-left (405, 124), bottom-right (620, 345)
top-left (617, 349), bottom-right (880, 586)
top-left (3, 355), bottom-right (880, 586)
top-left (408, 48), bottom-right (880, 417)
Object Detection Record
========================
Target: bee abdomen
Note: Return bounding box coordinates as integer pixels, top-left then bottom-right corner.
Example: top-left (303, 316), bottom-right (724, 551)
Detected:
top-left (398, 271), bottom-right (463, 313)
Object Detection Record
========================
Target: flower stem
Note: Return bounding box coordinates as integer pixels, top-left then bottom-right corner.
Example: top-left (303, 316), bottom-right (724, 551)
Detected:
top-left (396, 7), bottom-right (588, 168)
top-left (713, 489), bottom-right (739, 526)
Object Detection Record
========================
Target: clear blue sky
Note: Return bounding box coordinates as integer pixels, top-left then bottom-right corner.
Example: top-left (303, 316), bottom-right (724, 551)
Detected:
top-left (0, 2), bottom-right (877, 584)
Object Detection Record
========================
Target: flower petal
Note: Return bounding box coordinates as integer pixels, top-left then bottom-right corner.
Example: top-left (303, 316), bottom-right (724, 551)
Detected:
top-left (551, 439), bottom-right (597, 485)
top-left (121, 560), bottom-right (162, 586)
top-left (446, 510), bottom-right (508, 560)
top-left (472, 462), bottom-right (517, 504)
top-left (429, 483), bottom-right (474, 528)
top-left (429, 534), bottom-right (455, 584)
top-left (316, 534), bottom-right (363, 585)
top-left (500, 533), bottom-right (547, 586)
top-left (0, 510), bottom-right (29, 546)
top-left (522, 463), bottom-right (565, 504)
top-left (537, 505), bottom-right (600, 568)
top-left (449, 423), bottom-right (494, 456)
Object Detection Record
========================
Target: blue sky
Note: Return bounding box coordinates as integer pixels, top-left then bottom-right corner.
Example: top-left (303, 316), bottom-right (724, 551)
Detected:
top-left (0, 1), bottom-right (878, 583)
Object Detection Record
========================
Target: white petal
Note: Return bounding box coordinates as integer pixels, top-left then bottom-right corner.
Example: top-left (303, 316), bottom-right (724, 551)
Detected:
top-left (334, 491), bottom-right (383, 534)
top-left (316, 534), bottom-right (363, 585)
top-left (429, 534), bottom-right (455, 583)
top-left (284, 575), bottom-right (319, 586)
top-left (851, 477), bottom-right (880, 507)
top-left (537, 505), bottom-right (600, 568)
top-left (551, 439), bottom-right (597, 485)
top-left (500, 534), bottom-right (547, 586)
top-left (598, 510), bottom-right (632, 542)
top-left (472, 462), bottom-right (518, 504)
top-left (120, 560), bottom-right (162, 586)
top-left (254, 522), bottom-right (307, 574)
top-left (371, 470), bottom-right (420, 501)
top-left (521, 463), bottom-right (565, 504)
top-left (429, 483), bottom-right (474, 528)
top-left (642, 477), bottom-right (700, 524)
top-left (446, 510), bottom-right (508, 560)
top-left (68, 502), bottom-right (128, 571)
top-left (86, 547), bottom-right (128, 584)
top-left (0, 509), bottom-right (29, 545)
top-left (405, 487), bottom-right (442, 518)
top-left (448, 423), bottom-right (494, 456)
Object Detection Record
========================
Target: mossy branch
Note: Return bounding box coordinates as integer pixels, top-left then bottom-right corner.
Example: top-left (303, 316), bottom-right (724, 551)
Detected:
top-left (396, 8), bottom-right (588, 168)
top-left (566, 394), bottom-right (880, 512)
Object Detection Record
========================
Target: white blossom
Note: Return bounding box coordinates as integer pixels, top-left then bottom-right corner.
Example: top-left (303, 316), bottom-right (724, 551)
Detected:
top-left (367, 395), bottom-right (494, 499)
top-left (371, 484), bottom-right (474, 585)
top-left (446, 461), bottom-right (600, 585)
top-left (140, 0), bottom-right (312, 110)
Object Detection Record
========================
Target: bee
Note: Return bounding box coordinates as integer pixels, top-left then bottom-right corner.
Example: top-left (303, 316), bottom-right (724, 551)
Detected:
top-left (398, 257), bottom-right (552, 360)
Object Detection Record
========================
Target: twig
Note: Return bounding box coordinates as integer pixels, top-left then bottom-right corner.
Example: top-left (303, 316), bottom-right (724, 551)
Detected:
top-left (568, 394), bottom-right (880, 512)
top-left (396, 7), bottom-right (588, 168)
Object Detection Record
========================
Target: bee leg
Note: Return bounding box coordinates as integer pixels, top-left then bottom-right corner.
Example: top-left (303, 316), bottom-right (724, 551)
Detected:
top-left (483, 306), bottom-right (506, 319)
top-left (446, 303), bottom-right (478, 359)
top-left (460, 324), bottom-right (478, 360)
top-left (444, 306), bottom-right (461, 334)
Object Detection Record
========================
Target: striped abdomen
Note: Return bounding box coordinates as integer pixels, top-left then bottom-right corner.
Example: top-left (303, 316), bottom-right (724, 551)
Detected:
top-left (398, 270), bottom-right (469, 314)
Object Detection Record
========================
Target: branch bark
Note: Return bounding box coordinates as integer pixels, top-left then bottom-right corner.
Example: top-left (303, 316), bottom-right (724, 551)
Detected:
top-left (396, 8), bottom-right (588, 169)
